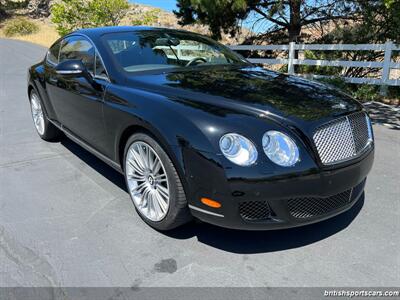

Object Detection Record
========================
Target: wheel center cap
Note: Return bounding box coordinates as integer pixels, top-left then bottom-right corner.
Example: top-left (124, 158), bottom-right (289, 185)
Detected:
top-left (148, 176), bottom-right (154, 185)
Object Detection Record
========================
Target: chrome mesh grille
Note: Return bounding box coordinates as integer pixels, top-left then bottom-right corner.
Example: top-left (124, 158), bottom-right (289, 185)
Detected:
top-left (239, 201), bottom-right (271, 221)
top-left (288, 190), bottom-right (351, 219)
top-left (288, 179), bottom-right (365, 219)
top-left (313, 112), bottom-right (372, 165)
top-left (349, 113), bottom-right (371, 152)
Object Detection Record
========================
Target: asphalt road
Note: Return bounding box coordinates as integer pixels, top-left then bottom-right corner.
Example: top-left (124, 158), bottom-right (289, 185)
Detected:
top-left (0, 39), bottom-right (399, 290)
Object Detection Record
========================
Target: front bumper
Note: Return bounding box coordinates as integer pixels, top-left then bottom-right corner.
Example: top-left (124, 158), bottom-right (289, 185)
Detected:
top-left (187, 147), bottom-right (374, 230)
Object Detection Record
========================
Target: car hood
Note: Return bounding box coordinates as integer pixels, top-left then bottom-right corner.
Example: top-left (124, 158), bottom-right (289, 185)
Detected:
top-left (126, 65), bottom-right (362, 123)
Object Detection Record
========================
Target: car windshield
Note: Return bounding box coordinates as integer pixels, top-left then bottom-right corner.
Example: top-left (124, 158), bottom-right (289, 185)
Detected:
top-left (101, 30), bottom-right (248, 72)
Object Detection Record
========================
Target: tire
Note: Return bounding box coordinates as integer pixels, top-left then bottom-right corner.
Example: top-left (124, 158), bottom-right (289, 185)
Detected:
top-left (123, 133), bottom-right (192, 230)
top-left (29, 90), bottom-right (60, 141)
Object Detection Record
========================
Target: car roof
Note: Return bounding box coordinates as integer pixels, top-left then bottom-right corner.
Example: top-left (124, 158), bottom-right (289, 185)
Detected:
top-left (74, 26), bottom-right (195, 40)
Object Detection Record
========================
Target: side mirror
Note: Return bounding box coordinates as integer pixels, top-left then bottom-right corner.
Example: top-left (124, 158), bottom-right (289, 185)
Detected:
top-left (55, 59), bottom-right (100, 89)
top-left (56, 59), bottom-right (86, 76)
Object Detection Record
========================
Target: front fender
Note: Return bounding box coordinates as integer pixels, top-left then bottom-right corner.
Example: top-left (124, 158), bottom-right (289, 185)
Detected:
top-left (102, 84), bottom-right (221, 197)
top-left (28, 63), bottom-right (58, 120)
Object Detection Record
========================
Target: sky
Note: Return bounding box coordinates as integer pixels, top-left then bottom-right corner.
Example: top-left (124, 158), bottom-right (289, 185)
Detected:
top-left (129, 0), bottom-right (178, 12)
top-left (129, 0), bottom-right (264, 33)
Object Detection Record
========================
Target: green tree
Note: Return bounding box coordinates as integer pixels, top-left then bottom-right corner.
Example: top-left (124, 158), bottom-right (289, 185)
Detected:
top-left (309, 0), bottom-right (400, 78)
top-left (174, 0), bottom-right (358, 42)
top-left (319, 1), bottom-right (400, 45)
top-left (384, 0), bottom-right (397, 8)
top-left (51, 0), bottom-right (129, 36)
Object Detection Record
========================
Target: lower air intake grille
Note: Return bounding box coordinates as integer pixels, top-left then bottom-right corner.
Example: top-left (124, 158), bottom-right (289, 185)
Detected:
top-left (239, 201), bottom-right (271, 221)
top-left (288, 179), bottom-right (365, 219)
top-left (288, 190), bottom-right (351, 219)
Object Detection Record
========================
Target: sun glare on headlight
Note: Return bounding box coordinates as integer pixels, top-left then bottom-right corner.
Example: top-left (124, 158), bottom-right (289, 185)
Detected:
top-left (219, 133), bottom-right (258, 166)
top-left (262, 131), bottom-right (299, 167)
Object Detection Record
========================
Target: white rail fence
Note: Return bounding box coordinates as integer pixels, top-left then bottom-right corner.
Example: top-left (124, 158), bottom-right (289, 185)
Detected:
top-left (229, 42), bottom-right (400, 95)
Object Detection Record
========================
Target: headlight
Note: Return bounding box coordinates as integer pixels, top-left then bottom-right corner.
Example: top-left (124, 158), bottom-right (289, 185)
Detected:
top-left (262, 131), bottom-right (299, 167)
top-left (219, 133), bottom-right (258, 166)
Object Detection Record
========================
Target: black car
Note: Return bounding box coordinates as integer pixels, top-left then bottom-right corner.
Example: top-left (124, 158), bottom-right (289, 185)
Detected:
top-left (27, 26), bottom-right (374, 231)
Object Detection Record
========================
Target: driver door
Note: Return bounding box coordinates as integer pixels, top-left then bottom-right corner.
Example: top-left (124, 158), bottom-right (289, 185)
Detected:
top-left (48, 36), bottom-right (109, 154)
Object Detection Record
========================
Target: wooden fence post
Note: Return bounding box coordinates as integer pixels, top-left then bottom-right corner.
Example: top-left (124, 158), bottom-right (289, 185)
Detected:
top-left (288, 42), bottom-right (295, 75)
top-left (380, 41), bottom-right (393, 96)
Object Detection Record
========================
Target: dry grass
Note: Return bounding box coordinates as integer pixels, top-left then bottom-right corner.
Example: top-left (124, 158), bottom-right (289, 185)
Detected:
top-left (0, 18), bottom-right (59, 48)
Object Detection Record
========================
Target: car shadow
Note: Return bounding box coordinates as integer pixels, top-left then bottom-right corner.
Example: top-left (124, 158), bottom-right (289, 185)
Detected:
top-left (60, 137), bottom-right (127, 191)
top-left (60, 136), bottom-right (364, 254)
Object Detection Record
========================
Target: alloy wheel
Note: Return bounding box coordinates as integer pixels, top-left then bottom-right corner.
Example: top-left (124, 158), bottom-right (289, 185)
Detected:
top-left (30, 93), bottom-right (45, 135)
top-left (125, 141), bottom-right (170, 222)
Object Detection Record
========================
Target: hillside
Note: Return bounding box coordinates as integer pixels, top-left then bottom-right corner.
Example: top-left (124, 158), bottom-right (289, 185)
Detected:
top-left (0, 2), bottom-right (251, 47)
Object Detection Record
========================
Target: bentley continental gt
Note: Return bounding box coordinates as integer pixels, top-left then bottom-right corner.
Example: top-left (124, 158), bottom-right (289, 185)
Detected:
top-left (27, 26), bottom-right (374, 230)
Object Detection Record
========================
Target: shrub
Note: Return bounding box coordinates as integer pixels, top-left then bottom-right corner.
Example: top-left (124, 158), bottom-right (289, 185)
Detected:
top-left (3, 18), bottom-right (39, 37)
top-left (316, 77), bottom-right (383, 102)
top-left (351, 84), bottom-right (381, 102)
top-left (51, 0), bottom-right (129, 36)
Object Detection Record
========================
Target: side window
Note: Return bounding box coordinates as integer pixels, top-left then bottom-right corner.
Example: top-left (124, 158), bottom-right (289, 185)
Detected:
top-left (47, 41), bottom-right (61, 65)
top-left (59, 36), bottom-right (95, 74)
top-left (94, 52), bottom-right (107, 78)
